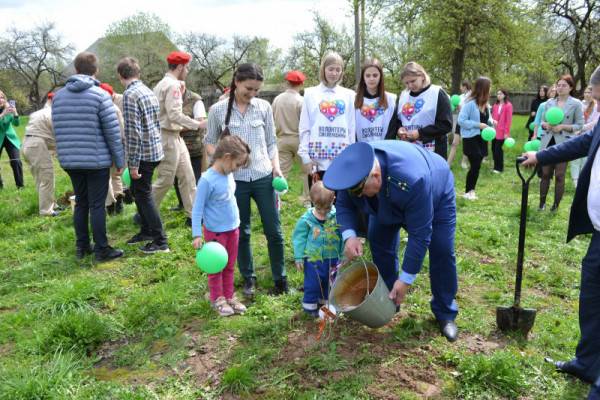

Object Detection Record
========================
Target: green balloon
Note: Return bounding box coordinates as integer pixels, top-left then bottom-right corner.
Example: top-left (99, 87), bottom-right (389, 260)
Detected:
top-left (530, 139), bottom-right (541, 151)
top-left (504, 137), bottom-right (516, 148)
top-left (529, 122), bottom-right (536, 131)
top-left (481, 127), bottom-right (496, 141)
top-left (523, 141), bottom-right (534, 152)
top-left (272, 176), bottom-right (288, 192)
top-left (451, 103), bottom-right (456, 112)
top-left (545, 106), bottom-right (564, 125)
top-left (196, 241), bottom-right (228, 274)
top-left (451, 94), bottom-right (461, 107)
top-left (122, 168), bottom-right (131, 186)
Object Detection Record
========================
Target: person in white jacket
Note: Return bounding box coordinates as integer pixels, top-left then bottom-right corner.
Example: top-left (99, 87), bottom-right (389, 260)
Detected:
top-left (298, 51), bottom-right (355, 190)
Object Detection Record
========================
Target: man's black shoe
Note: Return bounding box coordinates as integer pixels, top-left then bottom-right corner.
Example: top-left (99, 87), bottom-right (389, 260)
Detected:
top-left (438, 320), bottom-right (458, 342)
top-left (95, 246), bottom-right (124, 263)
top-left (139, 242), bottom-right (170, 254)
top-left (76, 245), bottom-right (93, 259)
top-left (544, 357), bottom-right (593, 383)
top-left (243, 277), bottom-right (256, 297)
top-left (270, 277), bottom-right (289, 295)
top-left (127, 233), bottom-right (154, 245)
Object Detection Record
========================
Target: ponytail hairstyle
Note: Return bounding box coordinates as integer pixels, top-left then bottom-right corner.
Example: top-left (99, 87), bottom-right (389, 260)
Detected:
top-left (469, 77), bottom-right (492, 108)
top-left (557, 74), bottom-right (576, 96)
top-left (211, 135), bottom-right (251, 168)
top-left (221, 63), bottom-right (264, 136)
top-left (354, 58), bottom-right (388, 110)
top-left (400, 61), bottom-right (431, 87)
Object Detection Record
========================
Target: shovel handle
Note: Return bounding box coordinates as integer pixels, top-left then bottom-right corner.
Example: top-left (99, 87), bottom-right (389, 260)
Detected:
top-left (516, 157), bottom-right (538, 185)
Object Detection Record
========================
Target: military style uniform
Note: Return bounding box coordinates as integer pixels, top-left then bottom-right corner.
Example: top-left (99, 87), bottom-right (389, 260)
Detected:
top-left (324, 140), bottom-right (459, 323)
top-left (152, 72), bottom-right (200, 217)
top-left (22, 105), bottom-right (56, 215)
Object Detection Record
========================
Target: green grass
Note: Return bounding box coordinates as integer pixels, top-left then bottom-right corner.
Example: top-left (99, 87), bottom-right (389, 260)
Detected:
top-left (0, 115), bottom-right (591, 398)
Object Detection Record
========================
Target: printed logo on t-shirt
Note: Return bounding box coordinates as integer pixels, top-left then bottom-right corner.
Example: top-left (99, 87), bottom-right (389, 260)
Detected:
top-left (360, 101), bottom-right (385, 122)
top-left (401, 98), bottom-right (425, 121)
top-left (308, 141), bottom-right (348, 160)
top-left (319, 100), bottom-right (346, 121)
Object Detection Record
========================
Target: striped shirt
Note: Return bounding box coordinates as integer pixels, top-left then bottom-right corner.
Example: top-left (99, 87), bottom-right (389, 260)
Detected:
top-left (122, 80), bottom-right (164, 168)
top-left (205, 97), bottom-right (276, 182)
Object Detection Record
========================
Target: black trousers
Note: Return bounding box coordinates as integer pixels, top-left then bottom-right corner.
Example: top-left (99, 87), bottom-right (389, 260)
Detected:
top-left (65, 168), bottom-right (110, 251)
top-left (131, 161), bottom-right (167, 245)
top-left (174, 155), bottom-right (202, 207)
top-left (0, 137), bottom-right (24, 187)
top-left (463, 136), bottom-right (484, 192)
top-left (492, 138), bottom-right (505, 172)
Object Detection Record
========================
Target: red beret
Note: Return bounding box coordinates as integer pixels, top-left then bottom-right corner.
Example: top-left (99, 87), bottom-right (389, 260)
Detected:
top-left (285, 70), bottom-right (306, 84)
top-left (47, 92), bottom-right (55, 100)
top-left (99, 83), bottom-right (114, 96)
top-left (167, 51), bottom-right (191, 65)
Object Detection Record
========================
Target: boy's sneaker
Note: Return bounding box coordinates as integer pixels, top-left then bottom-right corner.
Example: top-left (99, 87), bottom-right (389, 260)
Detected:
top-left (139, 242), bottom-right (170, 254)
top-left (213, 296), bottom-right (234, 317)
top-left (127, 233), bottom-right (154, 245)
top-left (227, 297), bottom-right (247, 314)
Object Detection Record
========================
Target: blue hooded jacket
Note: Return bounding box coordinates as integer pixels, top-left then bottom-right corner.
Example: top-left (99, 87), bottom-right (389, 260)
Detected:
top-left (52, 74), bottom-right (124, 169)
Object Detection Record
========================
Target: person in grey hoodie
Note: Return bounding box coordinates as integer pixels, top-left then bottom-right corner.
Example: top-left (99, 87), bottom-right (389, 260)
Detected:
top-left (52, 52), bottom-right (125, 262)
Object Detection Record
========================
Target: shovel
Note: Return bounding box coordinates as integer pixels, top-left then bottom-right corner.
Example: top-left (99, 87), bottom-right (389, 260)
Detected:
top-left (496, 157), bottom-right (538, 335)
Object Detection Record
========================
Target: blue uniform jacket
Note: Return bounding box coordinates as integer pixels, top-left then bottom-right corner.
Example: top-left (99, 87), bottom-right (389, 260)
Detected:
top-left (336, 140), bottom-right (454, 276)
top-left (536, 123), bottom-right (600, 241)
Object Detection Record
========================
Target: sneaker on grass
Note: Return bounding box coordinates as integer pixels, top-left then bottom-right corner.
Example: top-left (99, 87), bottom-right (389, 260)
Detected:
top-left (139, 242), bottom-right (170, 254)
top-left (213, 296), bottom-right (234, 317)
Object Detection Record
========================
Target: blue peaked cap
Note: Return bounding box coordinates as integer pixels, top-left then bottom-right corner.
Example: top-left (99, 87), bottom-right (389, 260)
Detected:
top-left (323, 142), bottom-right (375, 191)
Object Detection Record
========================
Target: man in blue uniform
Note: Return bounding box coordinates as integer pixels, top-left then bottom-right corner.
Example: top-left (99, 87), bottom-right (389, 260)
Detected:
top-left (323, 140), bottom-right (459, 341)
top-left (523, 65), bottom-right (600, 391)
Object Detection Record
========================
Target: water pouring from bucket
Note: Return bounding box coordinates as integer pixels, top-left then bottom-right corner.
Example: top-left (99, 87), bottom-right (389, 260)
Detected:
top-left (329, 258), bottom-right (397, 328)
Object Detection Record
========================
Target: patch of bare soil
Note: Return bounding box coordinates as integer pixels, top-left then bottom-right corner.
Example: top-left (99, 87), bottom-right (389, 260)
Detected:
top-left (461, 333), bottom-right (505, 354)
top-left (178, 319), bottom-right (238, 388)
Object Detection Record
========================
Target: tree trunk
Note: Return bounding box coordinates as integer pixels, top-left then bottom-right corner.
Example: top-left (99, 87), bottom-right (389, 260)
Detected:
top-left (450, 26), bottom-right (468, 94)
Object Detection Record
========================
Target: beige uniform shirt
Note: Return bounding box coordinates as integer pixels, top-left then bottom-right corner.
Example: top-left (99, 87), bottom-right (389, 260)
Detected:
top-left (25, 106), bottom-right (54, 147)
top-left (272, 89), bottom-right (303, 137)
top-left (153, 73), bottom-right (200, 132)
top-left (113, 93), bottom-right (124, 112)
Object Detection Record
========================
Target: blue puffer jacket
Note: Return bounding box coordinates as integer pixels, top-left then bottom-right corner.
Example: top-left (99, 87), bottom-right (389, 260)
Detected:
top-left (52, 74), bottom-right (124, 169)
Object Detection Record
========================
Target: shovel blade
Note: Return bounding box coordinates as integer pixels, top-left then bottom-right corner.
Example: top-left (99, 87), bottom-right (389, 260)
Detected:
top-left (496, 305), bottom-right (537, 336)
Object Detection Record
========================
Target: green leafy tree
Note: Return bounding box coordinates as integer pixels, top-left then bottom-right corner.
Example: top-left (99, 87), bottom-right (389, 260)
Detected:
top-left (98, 12), bottom-right (177, 90)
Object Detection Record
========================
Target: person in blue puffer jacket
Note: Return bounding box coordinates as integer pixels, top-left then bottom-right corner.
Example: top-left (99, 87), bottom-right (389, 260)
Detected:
top-left (52, 51), bottom-right (125, 263)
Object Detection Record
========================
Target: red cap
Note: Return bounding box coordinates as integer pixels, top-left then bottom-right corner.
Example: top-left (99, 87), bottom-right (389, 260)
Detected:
top-left (166, 51), bottom-right (191, 65)
top-left (285, 70), bottom-right (306, 85)
top-left (47, 92), bottom-right (55, 100)
top-left (99, 83), bottom-right (114, 96)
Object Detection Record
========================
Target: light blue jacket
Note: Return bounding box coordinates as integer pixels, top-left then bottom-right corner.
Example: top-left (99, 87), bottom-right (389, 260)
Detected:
top-left (292, 207), bottom-right (343, 262)
top-left (52, 74), bottom-right (124, 170)
top-left (457, 99), bottom-right (493, 138)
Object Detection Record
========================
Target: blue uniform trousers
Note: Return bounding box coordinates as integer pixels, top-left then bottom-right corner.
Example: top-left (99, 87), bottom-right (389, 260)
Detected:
top-left (575, 231), bottom-right (600, 383)
top-left (367, 181), bottom-right (458, 322)
top-left (303, 258), bottom-right (338, 314)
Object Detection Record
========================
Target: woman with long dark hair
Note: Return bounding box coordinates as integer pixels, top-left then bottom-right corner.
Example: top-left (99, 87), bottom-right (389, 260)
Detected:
top-left (354, 58), bottom-right (396, 143)
top-left (491, 89), bottom-right (513, 173)
top-left (205, 63), bottom-right (287, 297)
top-left (526, 85), bottom-right (548, 140)
top-left (457, 77), bottom-right (493, 200)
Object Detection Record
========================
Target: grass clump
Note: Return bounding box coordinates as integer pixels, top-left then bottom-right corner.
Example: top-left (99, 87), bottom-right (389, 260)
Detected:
top-left (220, 363), bottom-right (256, 394)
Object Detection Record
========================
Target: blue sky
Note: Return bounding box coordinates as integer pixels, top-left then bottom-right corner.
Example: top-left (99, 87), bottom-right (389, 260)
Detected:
top-left (1, 0), bottom-right (352, 52)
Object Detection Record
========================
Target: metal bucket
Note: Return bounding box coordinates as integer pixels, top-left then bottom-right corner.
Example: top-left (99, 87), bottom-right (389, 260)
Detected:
top-left (329, 259), bottom-right (396, 328)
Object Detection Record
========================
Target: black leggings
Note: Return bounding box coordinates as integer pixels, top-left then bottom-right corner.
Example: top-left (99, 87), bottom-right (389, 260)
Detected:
top-left (463, 136), bottom-right (484, 192)
top-left (0, 137), bottom-right (23, 188)
top-left (492, 138), bottom-right (505, 172)
top-left (540, 163), bottom-right (567, 208)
